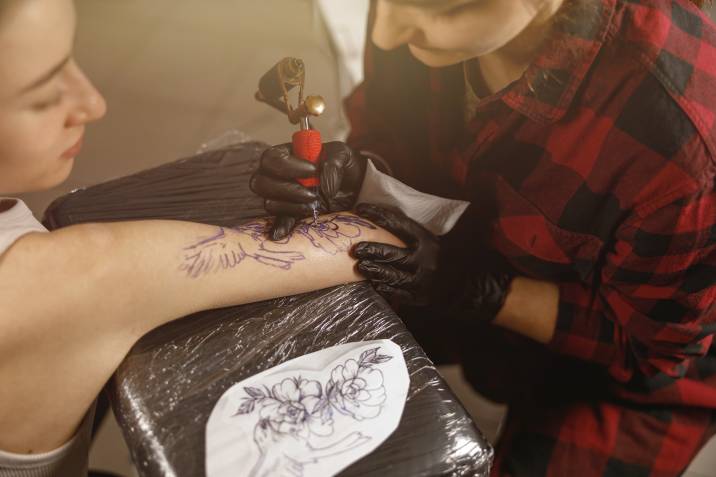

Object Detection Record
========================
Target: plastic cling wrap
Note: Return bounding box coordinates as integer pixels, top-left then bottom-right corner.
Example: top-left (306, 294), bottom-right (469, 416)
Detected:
top-left (43, 141), bottom-right (493, 477)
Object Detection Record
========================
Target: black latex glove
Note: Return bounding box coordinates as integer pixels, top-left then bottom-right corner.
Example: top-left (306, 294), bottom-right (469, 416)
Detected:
top-left (353, 203), bottom-right (514, 319)
top-left (250, 141), bottom-right (367, 240)
top-left (352, 203), bottom-right (441, 305)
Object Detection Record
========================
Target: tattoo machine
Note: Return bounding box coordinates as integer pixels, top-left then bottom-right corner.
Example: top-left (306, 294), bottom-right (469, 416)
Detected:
top-left (255, 57), bottom-right (326, 188)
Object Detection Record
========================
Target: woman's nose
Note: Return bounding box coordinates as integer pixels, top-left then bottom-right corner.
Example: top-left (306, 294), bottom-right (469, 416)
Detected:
top-left (371, 0), bottom-right (419, 51)
top-left (65, 61), bottom-right (107, 128)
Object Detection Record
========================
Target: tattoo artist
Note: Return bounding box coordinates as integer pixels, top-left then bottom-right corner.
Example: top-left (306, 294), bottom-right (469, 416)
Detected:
top-left (251, 0), bottom-right (716, 475)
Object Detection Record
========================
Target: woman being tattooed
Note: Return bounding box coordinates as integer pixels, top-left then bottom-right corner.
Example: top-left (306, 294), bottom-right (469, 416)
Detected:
top-left (252, 0), bottom-right (716, 475)
top-left (0, 1), bottom-right (402, 476)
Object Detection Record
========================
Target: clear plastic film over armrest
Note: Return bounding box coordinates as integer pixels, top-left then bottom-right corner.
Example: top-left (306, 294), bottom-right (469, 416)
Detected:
top-left (43, 139), bottom-right (493, 477)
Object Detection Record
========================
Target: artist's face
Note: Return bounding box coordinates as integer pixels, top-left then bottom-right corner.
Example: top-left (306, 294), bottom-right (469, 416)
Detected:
top-left (372, 0), bottom-right (563, 67)
top-left (0, 0), bottom-right (106, 195)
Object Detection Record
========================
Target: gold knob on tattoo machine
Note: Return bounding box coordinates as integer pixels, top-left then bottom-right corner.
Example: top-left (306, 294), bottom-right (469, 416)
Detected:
top-left (255, 57), bottom-right (326, 188)
top-left (303, 95), bottom-right (326, 117)
top-left (254, 57), bottom-right (326, 126)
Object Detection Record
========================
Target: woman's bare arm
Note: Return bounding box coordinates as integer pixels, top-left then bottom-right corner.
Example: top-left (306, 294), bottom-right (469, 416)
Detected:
top-left (0, 213), bottom-right (401, 454)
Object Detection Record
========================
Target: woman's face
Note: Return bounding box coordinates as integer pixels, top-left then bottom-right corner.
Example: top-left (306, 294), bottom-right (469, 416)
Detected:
top-left (0, 0), bottom-right (106, 195)
top-left (372, 0), bottom-right (563, 67)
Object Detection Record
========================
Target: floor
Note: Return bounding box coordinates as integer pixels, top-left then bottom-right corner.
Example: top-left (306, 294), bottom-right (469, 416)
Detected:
top-left (18, 1), bottom-right (716, 476)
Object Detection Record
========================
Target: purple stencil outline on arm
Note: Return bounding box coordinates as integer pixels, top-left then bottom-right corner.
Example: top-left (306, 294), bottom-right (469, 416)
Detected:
top-left (179, 214), bottom-right (376, 279)
top-left (282, 215), bottom-right (377, 255)
top-left (180, 223), bottom-right (305, 278)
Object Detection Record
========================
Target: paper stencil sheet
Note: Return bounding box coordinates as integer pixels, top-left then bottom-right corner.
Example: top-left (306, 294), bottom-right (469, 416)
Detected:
top-left (206, 340), bottom-right (410, 477)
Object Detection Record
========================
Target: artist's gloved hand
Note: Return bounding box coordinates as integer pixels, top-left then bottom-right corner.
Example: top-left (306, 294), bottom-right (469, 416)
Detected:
top-left (352, 203), bottom-right (441, 305)
top-left (250, 141), bottom-right (367, 240)
top-left (353, 203), bottom-right (513, 319)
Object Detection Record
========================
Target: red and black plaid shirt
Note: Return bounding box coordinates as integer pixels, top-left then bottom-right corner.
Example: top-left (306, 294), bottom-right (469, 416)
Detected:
top-left (346, 0), bottom-right (716, 408)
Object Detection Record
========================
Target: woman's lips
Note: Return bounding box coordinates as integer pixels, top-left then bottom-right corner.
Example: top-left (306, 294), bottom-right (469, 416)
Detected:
top-left (61, 135), bottom-right (84, 159)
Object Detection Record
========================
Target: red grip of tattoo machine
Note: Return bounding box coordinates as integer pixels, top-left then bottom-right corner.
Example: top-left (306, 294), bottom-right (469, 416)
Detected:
top-left (254, 58), bottom-right (326, 188)
top-left (292, 129), bottom-right (321, 188)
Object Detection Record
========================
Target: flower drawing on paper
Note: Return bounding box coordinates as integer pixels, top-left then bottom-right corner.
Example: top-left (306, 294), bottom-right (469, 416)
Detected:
top-left (326, 349), bottom-right (391, 421)
top-left (257, 378), bottom-right (333, 439)
top-left (234, 347), bottom-right (394, 477)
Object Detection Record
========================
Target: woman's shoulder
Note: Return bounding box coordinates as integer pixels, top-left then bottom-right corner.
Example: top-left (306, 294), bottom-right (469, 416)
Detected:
top-left (614, 0), bottom-right (714, 41)
top-left (548, 0), bottom-right (715, 214)
top-left (609, 0), bottom-right (716, 132)
top-left (0, 199), bottom-right (47, 256)
top-left (592, 0), bottom-right (716, 170)
top-left (612, 0), bottom-right (716, 67)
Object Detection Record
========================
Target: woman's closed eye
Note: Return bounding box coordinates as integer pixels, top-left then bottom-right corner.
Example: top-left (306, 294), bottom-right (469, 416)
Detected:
top-left (435, 4), bottom-right (470, 18)
top-left (31, 92), bottom-right (64, 111)
top-left (432, 0), bottom-right (479, 20)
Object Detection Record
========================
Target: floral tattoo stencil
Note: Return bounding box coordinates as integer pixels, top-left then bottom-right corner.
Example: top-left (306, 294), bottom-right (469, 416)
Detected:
top-left (180, 214), bottom-right (376, 278)
top-left (205, 342), bottom-right (410, 477)
top-left (235, 348), bottom-right (392, 477)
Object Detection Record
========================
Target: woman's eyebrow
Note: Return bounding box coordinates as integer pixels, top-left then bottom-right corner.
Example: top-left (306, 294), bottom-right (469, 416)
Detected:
top-left (20, 54), bottom-right (71, 94)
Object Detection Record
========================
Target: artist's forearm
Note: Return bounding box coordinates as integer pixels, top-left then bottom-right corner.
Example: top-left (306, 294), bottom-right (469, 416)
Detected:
top-left (492, 276), bottom-right (560, 344)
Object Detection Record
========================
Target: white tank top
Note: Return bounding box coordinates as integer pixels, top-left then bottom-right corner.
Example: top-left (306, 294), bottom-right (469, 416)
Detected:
top-left (0, 199), bottom-right (46, 253)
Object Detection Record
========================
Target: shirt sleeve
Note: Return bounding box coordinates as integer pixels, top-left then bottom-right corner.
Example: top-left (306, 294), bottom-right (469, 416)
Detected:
top-left (0, 404), bottom-right (94, 477)
top-left (549, 186), bottom-right (716, 382)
